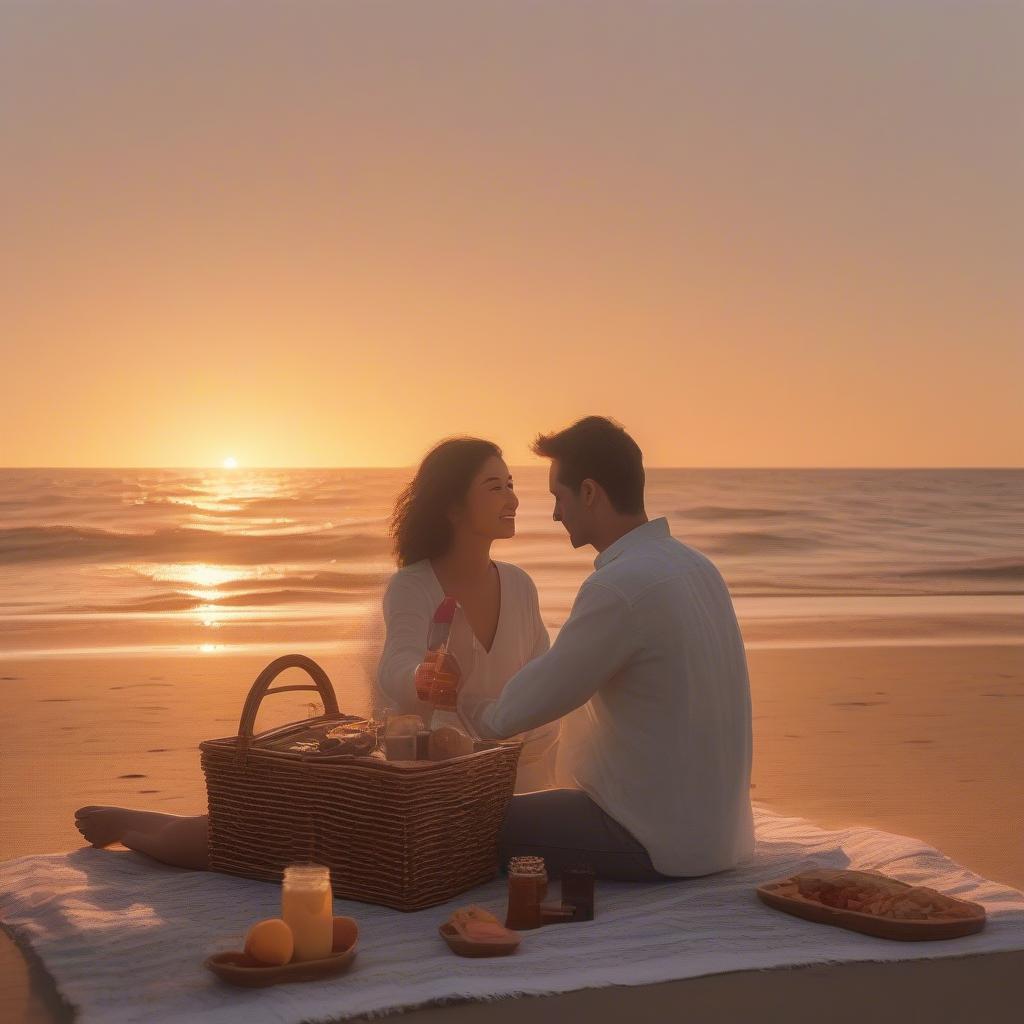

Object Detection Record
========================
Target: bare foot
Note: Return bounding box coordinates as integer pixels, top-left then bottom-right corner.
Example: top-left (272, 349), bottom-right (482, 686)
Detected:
top-left (74, 806), bottom-right (179, 848)
top-left (75, 806), bottom-right (210, 870)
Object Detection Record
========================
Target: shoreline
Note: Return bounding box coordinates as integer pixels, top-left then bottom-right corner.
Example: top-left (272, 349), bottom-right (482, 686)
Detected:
top-left (3, 599), bottom-right (1021, 662)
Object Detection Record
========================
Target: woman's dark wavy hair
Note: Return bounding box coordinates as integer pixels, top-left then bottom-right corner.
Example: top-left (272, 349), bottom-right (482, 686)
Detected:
top-left (390, 437), bottom-right (502, 567)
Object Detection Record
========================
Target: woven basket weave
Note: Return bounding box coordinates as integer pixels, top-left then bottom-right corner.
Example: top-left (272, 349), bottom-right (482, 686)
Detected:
top-left (200, 654), bottom-right (522, 912)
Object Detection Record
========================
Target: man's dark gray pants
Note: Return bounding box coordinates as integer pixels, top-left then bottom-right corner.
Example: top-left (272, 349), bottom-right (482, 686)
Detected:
top-left (497, 788), bottom-right (673, 882)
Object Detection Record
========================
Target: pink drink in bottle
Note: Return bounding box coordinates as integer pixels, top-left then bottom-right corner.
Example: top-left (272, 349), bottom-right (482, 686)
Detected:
top-left (415, 596), bottom-right (459, 706)
top-left (415, 597), bottom-right (476, 753)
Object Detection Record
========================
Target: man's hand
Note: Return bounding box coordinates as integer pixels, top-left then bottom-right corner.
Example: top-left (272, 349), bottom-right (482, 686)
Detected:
top-left (413, 650), bottom-right (462, 707)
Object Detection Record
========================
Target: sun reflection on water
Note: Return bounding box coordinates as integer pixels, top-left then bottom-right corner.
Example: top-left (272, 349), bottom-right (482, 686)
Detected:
top-left (198, 605), bottom-right (223, 629)
top-left (152, 564), bottom-right (249, 588)
top-left (199, 471), bottom-right (285, 506)
top-left (134, 564), bottom-right (271, 617)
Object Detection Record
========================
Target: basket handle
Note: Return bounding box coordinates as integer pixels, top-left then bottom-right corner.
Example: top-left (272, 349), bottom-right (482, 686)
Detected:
top-left (237, 654), bottom-right (341, 747)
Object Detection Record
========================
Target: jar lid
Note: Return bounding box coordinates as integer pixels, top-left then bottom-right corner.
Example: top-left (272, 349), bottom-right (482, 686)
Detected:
top-left (283, 862), bottom-right (330, 883)
top-left (508, 855), bottom-right (546, 876)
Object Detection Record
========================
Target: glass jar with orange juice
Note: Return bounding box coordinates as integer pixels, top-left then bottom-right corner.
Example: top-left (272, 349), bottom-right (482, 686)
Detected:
top-left (281, 863), bottom-right (333, 961)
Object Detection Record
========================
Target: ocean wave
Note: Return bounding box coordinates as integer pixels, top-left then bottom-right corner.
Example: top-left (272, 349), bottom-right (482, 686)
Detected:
top-left (211, 588), bottom-right (371, 607)
top-left (0, 525), bottom-right (389, 565)
top-left (701, 530), bottom-right (820, 555)
top-left (896, 560), bottom-right (1024, 582)
top-left (212, 570), bottom-right (389, 592)
top-left (674, 505), bottom-right (814, 521)
top-left (65, 584), bottom-right (382, 614)
top-left (0, 494), bottom-right (81, 509)
top-left (132, 493), bottom-right (363, 515)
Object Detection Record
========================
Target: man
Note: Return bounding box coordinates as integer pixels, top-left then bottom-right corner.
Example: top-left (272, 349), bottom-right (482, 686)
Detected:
top-left (432, 416), bottom-right (755, 881)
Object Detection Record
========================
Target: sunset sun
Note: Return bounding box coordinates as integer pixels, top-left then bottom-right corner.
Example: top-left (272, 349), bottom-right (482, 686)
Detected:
top-left (222, 456), bottom-right (238, 469)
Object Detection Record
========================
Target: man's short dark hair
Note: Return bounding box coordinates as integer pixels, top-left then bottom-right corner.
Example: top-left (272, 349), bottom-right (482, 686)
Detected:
top-left (531, 416), bottom-right (645, 515)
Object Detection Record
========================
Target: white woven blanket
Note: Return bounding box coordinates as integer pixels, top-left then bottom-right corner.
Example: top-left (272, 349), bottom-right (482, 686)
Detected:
top-left (2, 805), bottom-right (1023, 1024)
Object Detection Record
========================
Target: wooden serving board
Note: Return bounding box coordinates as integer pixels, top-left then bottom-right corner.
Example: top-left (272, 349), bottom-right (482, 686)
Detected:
top-left (757, 871), bottom-right (986, 942)
top-left (206, 944), bottom-right (357, 987)
top-left (439, 921), bottom-right (522, 957)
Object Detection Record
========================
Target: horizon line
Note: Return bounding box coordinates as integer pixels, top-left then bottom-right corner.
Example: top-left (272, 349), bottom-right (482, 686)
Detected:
top-left (2, 465), bottom-right (1022, 472)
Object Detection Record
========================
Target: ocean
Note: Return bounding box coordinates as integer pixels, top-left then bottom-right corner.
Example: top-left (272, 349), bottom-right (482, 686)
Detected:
top-left (1, 468), bottom-right (1021, 663)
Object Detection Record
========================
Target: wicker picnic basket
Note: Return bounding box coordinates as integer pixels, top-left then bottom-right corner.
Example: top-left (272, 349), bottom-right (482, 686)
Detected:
top-left (200, 654), bottom-right (522, 912)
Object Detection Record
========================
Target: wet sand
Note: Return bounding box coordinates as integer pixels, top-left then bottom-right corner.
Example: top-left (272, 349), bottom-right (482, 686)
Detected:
top-left (2, 643), bottom-right (1023, 1021)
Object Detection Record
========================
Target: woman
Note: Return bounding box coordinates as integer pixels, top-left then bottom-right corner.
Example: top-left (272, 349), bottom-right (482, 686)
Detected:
top-left (376, 437), bottom-right (559, 793)
top-left (73, 437), bottom-right (557, 869)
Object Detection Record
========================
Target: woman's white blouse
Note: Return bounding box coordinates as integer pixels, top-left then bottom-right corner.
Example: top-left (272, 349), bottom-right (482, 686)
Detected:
top-left (375, 559), bottom-right (559, 793)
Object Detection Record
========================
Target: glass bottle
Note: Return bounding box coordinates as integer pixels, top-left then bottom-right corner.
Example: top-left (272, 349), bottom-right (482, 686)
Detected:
top-left (416, 596), bottom-right (477, 749)
top-left (281, 863), bottom-right (334, 961)
top-left (415, 596), bottom-right (459, 705)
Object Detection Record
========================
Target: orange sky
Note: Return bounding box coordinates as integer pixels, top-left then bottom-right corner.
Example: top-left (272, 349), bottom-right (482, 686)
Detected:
top-left (2, 3), bottom-right (1021, 468)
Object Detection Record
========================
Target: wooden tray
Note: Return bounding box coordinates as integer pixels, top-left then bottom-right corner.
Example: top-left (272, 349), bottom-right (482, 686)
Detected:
top-left (439, 921), bottom-right (521, 957)
top-left (757, 871), bottom-right (986, 942)
top-left (206, 928), bottom-right (358, 987)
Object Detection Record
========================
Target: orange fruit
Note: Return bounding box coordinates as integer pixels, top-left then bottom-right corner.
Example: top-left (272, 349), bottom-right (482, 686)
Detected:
top-left (332, 915), bottom-right (358, 952)
top-left (244, 918), bottom-right (294, 966)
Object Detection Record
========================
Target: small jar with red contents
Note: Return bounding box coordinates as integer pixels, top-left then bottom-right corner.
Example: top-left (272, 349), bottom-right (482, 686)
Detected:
top-left (504, 856), bottom-right (547, 930)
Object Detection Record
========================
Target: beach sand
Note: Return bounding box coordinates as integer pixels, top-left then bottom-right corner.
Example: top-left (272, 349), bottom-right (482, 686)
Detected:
top-left (3, 643), bottom-right (1023, 1021)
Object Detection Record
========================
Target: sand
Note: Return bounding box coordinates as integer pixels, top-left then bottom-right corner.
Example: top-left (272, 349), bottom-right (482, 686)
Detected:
top-left (2, 643), bottom-right (1023, 1022)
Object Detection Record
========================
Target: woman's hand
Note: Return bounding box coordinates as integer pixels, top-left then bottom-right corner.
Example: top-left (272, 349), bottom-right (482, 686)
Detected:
top-left (413, 650), bottom-right (463, 707)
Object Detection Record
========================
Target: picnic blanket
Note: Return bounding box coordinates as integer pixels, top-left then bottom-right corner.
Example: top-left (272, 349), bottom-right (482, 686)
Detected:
top-left (2, 804), bottom-right (1023, 1024)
